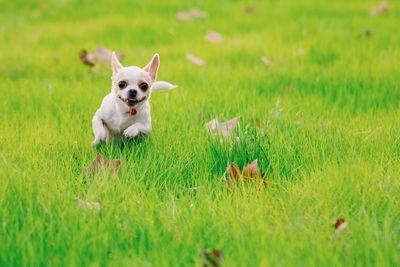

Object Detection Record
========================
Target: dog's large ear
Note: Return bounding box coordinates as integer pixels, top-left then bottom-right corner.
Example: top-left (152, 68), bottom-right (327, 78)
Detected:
top-left (111, 52), bottom-right (123, 74)
top-left (151, 81), bottom-right (176, 92)
top-left (143, 54), bottom-right (160, 81)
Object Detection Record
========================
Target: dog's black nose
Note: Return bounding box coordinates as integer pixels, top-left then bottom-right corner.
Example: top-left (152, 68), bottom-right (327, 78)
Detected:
top-left (128, 89), bottom-right (137, 97)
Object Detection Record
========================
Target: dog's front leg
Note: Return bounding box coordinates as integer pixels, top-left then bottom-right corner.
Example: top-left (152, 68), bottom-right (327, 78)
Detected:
top-left (123, 123), bottom-right (152, 139)
top-left (92, 114), bottom-right (108, 145)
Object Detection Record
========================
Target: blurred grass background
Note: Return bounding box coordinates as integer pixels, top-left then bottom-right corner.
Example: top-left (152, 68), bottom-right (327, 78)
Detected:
top-left (0, 0), bottom-right (399, 266)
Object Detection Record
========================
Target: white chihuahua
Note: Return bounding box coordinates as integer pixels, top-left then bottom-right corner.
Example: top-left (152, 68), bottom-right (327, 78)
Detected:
top-left (92, 52), bottom-right (174, 145)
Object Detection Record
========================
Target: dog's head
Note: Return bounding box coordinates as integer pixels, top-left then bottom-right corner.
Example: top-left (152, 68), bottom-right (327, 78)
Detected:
top-left (111, 53), bottom-right (174, 108)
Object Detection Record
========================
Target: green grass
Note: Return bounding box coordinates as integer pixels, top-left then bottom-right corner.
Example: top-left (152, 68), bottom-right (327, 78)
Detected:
top-left (1, 0), bottom-right (400, 266)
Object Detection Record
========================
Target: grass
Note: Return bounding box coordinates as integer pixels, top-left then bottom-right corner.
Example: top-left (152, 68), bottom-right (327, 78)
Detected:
top-left (1, 0), bottom-right (400, 266)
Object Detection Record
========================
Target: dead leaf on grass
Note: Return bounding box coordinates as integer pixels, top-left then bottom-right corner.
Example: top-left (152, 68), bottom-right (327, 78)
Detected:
top-left (190, 8), bottom-right (208, 19)
top-left (176, 11), bottom-right (192, 21)
top-left (370, 1), bottom-right (388, 16)
top-left (333, 218), bottom-right (348, 233)
top-left (205, 117), bottom-right (239, 140)
top-left (364, 28), bottom-right (372, 37)
top-left (188, 186), bottom-right (200, 193)
top-left (202, 249), bottom-right (223, 267)
top-left (205, 31), bottom-right (223, 43)
top-left (177, 8), bottom-right (208, 21)
top-left (186, 53), bottom-right (205, 66)
top-left (80, 46), bottom-right (124, 68)
top-left (78, 199), bottom-right (101, 212)
top-left (225, 159), bottom-right (268, 188)
top-left (261, 56), bottom-right (272, 66)
top-left (84, 154), bottom-right (121, 176)
top-left (219, 118), bottom-right (239, 139)
top-left (244, 4), bottom-right (256, 14)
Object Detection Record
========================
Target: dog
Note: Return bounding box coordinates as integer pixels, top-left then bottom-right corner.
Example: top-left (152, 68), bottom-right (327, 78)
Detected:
top-left (92, 52), bottom-right (175, 145)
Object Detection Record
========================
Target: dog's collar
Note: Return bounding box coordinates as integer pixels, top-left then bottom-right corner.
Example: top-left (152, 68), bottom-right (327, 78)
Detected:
top-left (129, 108), bottom-right (137, 116)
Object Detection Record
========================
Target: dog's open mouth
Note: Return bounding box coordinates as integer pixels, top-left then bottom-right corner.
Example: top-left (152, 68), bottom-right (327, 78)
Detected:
top-left (118, 96), bottom-right (147, 107)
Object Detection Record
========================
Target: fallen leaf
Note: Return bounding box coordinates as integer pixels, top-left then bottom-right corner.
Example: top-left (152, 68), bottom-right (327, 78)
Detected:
top-left (333, 218), bottom-right (347, 233)
top-left (188, 186), bottom-right (200, 193)
top-left (205, 119), bottom-right (219, 135)
top-left (186, 53), bottom-right (205, 66)
top-left (84, 154), bottom-right (121, 175)
top-left (244, 4), bottom-right (256, 14)
top-left (364, 28), bottom-right (372, 37)
top-left (202, 249), bottom-right (222, 267)
top-left (79, 50), bottom-right (94, 67)
top-left (205, 117), bottom-right (239, 140)
top-left (227, 163), bottom-right (241, 182)
top-left (80, 46), bottom-right (124, 68)
top-left (205, 31), bottom-right (223, 43)
top-left (356, 28), bottom-right (372, 39)
top-left (370, 1), bottom-right (388, 16)
top-left (78, 199), bottom-right (101, 212)
top-left (218, 117), bottom-right (239, 139)
top-left (190, 8), bottom-right (208, 19)
top-left (176, 11), bottom-right (192, 21)
top-left (261, 56), bottom-right (272, 66)
top-left (243, 159), bottom-right (259, 177)
top-left (177, 8), bottom-right (208, 21)
top-left (225, 160), bottom-right (268, 188)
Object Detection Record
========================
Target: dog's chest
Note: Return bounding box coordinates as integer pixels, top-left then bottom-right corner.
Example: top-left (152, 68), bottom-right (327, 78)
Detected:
top-left (105, 113), bottom-right (137, 133)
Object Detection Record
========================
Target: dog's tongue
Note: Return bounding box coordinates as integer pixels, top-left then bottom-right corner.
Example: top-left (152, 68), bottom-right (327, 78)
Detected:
top-left (130, 108), bottom-right (137, 116)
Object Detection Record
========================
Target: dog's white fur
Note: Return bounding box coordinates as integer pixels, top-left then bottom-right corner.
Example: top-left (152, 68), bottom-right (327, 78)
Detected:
top-left (92, 52), bottom-right (175, 145)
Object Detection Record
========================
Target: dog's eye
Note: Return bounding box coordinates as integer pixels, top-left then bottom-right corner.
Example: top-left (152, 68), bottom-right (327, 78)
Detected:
top-left (118, 81), bottom-right (128, 89)
top-left (139, 82), bottom-right (149, 91)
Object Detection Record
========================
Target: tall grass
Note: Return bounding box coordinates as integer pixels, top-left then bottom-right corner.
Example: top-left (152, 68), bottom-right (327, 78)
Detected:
top-left (1, 0), bottom-right (399, 266)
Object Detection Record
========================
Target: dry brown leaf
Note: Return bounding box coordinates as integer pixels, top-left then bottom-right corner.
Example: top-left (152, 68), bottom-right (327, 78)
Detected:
top-left (205, 118), bottom-right (219, 136)
top-left (186, 53), bottom-right (205, 66)
top-left (243, 159), bottom-right (259, 177)
top-left (218, 117), bottom-right (239, 139)
top-left (176, 11), bottom-right (192, 21)
top-left (78, 199), bottom-right (101, 212)
top-left (80, 46), bottom-right (124, 68)
top-left (333, 218), bottom-right (347, 233)
top-left (227, 163), bottom-right (241, 183)
top-left (189, 8), bottom-right (208, 19)
top-left (244, 4), bottom-right (256, 14)
top-left (188, 186), bottom-right (200, 193)
top-left (370, 1), bottom-right (388, 16)
top-left (84, 154), bottom-right (121, 175)
top-left (364, 28), bottom-right (372, 37)
top-left (202, 249), bottom-right (222, 267)
top-left (261, 56), bottom-right (272, 66)
top-left (205, 31), bottom-right (223, 43)
top-left (177, 8), bottom-right (208, 21)
top-left (206, 117), bottom-right (239, 140)
top-left (79, 50), bottom-right (95, 67)
top-left (225, 160), bottom-right (268, 188)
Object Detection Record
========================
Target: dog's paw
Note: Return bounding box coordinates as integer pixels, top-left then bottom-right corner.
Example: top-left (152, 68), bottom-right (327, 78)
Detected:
top-left (92, 139), bottom-right (100, 146)
top-left (92, 136), bottom-right (105, 146)
top-left (92, 130), bottom-right (107, 146)
top-left (123, 127), bottom-right (139, 139)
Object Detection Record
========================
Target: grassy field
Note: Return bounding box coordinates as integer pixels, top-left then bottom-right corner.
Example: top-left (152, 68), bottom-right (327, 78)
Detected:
top-left (1, 0), bottom-right (400, 266)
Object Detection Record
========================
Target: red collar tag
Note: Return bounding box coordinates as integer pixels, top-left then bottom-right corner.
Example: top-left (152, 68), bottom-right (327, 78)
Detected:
top-left (129, 108), bottom-right (137, 116)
